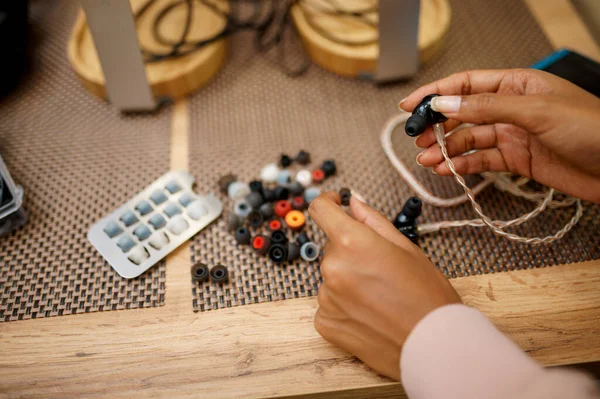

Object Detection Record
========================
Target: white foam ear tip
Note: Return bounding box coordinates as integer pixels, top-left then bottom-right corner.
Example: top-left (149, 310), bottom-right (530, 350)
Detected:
top-left (296, 169), bottom-right (312, 187)
top-left (260, 163), bottom-right (280, 183)
top-left (228, 181), bottom-right (251, 201)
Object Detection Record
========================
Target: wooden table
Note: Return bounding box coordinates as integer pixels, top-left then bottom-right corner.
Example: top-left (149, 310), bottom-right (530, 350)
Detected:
top-left (1, 1), bottom-right (599, 398)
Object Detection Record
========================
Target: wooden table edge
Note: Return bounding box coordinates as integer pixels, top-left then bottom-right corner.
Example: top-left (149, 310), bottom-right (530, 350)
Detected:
top-left (1, 1), bottom-right (599, 398)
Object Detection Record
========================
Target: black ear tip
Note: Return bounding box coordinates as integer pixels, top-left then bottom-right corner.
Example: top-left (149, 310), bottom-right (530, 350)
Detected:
top-left (408, 197), bottom-right (422, 208)
top-left (400, 197), bottom-right (422, 219)
top-left (405, 114), bottom-right (426, 137)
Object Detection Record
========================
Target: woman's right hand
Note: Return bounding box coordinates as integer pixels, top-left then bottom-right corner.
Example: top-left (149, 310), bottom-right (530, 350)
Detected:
top-left (399, 68), bottom-right (600, 204)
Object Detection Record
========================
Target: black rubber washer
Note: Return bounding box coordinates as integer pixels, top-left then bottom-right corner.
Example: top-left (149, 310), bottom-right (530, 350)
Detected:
top-left (191, 262), bottom-right (209, 283)
top-left (271, 230), bottom-right (288, 245)
top-left (210, 264), bottom-right (229, 284)
top-left (268, 243), bottom-right (288, 264)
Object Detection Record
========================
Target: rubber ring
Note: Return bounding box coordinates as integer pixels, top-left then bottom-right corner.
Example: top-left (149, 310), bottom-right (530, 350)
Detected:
top-left (312, 169), bottom-right (325, 183)
top-left (292, 196), bottom-right (306, 211)
top-left (209, 264), bottom-right (229, 284)
top-left (268, 243), bottom-right (288, 264)
top-left (275, 200), bottom-right (292, 218)
top-left (300, 242), bottom-right (320, 262)
top-left (191, 262), bottom-right (209, 283)
top-left (252, 235), bottom-right (271, 255)
top-left (268, 219), bottom-right (282, 231)
top-left (285, 210), bottom-right (305, 231)
top-left (271, 230), bottom-right (288, 245)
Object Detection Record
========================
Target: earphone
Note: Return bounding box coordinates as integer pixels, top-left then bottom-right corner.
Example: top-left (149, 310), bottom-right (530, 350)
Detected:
top-left (405, 94), bottom-right (448, 137)
top-left (382, 95), bottom-right (583, 245)
top-left (392, 197), bottom-right (422, 244)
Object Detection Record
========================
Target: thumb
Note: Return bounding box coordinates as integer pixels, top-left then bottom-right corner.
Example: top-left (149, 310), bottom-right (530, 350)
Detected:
top-left (349, 197), bottom-right (415, 251)
top-left (431, 94), bottom-right (554, 134)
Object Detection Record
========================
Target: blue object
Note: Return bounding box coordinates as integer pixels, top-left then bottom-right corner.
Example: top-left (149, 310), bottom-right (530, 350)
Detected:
top-left (178, 192), bottom-right (196, 207)
top-left (133, 224), bottom-right (152, 241)
top-left (277, 170), bottom-right (292, 186)
top-left (135, 200), bottom-right (153, 216)
top-left (117, 235), bottom-right (136, 253)
top-left (165, 180), bottom-right (182, 194)
top-left (103, 220), bottom-right (123, 238)
top-left (531, 48), bottom-right (569, 70)
top-left (150, 189), bottom-right (168, 205)
top-left (164, 202), bottom-right (182, 218)
top-left (149, 213), bottom-right (167, 229)
top-left (119, 210), bottom-right (138, 227)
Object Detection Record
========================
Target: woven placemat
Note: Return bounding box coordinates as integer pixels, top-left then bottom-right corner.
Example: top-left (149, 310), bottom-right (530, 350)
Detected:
top-left (0, 1), bottom-right (170, 322)
top-left (188, 0), bottom-right (599, 311)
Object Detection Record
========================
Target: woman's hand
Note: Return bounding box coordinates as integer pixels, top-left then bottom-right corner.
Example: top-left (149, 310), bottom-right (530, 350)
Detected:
top-left (308, 192), bottom-right (461, 380)
top-left (400, 68), bottom-right (600, 204)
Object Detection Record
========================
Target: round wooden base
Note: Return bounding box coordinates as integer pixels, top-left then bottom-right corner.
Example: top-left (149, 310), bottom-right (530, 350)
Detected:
top-left (68, 0), bottom-right (228, 100)
top-left (291, 0), bottom-right (451, 78)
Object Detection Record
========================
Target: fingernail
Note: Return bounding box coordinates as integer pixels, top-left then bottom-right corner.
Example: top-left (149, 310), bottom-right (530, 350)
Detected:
top-left (431, 96), bottom-right (461, 113)
top-left (352, 191), bottom-right (366, 203)
top-left (431, 168), bottom-right (438, 175)
top-left (416, 153), bottom-right (424, 166)
top-left (414, 139), bottom-right (421, 148)
top-left (398, 98), bottom-right (406, 109)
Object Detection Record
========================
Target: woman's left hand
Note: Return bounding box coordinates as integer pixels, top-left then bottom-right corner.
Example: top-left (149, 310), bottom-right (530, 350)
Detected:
top-left (309, 192), bottom-right (461, 380)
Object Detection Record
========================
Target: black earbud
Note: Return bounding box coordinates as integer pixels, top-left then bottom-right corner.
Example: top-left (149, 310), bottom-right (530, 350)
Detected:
top-left (392, 197), bottom-right (422, 245)
top-left (405, 94), bottom-right (448, 137)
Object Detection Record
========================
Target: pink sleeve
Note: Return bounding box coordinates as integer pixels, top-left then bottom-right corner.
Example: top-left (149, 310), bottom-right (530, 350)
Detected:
top-left (400, 304), bottom-right (599, 399)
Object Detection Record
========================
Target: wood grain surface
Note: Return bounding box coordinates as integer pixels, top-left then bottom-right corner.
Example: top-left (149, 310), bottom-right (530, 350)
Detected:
top-left (68, 0), bottom-right (228, 100)
top-left (2, 0), bottom-right (600, 398)
top-left (291, 0), bottom-right (451, 78)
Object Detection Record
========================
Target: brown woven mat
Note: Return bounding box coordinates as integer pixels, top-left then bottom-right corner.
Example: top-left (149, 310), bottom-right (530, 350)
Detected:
top-left (0, 1), bottom-right (169, 322)
top-left (188, 0), bottom-right (600, 311)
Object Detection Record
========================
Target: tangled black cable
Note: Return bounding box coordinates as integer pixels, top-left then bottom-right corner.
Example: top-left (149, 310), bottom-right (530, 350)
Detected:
top-left (135, 0), bottom-right (311, 76)
top-left (134, 0), bottom-right (378, 77)
top-left (297, 0), bottom-right (378, 46)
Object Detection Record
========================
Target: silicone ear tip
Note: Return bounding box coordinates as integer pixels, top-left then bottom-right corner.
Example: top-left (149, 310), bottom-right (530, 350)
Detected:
top-left (268, 243), bottom-right (288, 264)
top-left (406, 197), bottom-right (422, 216)
top-left (234, 227), bottom-right (251, 245)
top-left (286, 242), bottom-right (301, 262)
top-left (405, 114), bottom-right (426, 137)
top-left (400, 196), bottom-right (423, 219)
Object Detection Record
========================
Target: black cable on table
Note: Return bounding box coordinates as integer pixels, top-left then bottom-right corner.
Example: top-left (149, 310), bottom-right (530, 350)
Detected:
top-left (134, 0), bottom-right (378, 77)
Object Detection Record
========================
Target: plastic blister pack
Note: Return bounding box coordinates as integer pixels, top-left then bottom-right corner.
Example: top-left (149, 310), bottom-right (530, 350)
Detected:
top-left (88, 170), bottom-right (223, 278)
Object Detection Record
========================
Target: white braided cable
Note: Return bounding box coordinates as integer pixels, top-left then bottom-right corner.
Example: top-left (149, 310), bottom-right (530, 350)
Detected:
top-left (423, 123), bottom-right (583, 244)
top-left (380, 113), bottom-right (495, 207)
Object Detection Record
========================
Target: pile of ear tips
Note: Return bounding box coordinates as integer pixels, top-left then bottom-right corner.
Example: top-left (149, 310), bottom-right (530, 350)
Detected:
top-left (193, 150), bottom-right (422, 283)
top-left (217, 150), bottom-right (351, 268)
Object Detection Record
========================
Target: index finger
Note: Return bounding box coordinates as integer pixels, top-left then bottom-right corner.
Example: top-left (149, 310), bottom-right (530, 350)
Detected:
top-left (400, 69), bottom-right (510, 111)
top-left (308, 192), bottom-right (362, 240)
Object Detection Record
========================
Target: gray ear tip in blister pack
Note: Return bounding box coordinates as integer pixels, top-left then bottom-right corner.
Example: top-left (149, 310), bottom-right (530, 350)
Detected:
top-left (87, 170), bottom-right (223, 279)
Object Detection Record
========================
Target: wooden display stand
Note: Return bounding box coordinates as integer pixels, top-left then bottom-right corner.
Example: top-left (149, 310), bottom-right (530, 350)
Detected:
top-left (68, 0), bottom-right (228, 100)
top-left (291, 0), bottom-right (452, 78)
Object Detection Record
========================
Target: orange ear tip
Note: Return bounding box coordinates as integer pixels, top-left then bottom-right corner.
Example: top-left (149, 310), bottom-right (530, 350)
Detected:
top-left (285, 210), bottom-right (306, 231)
